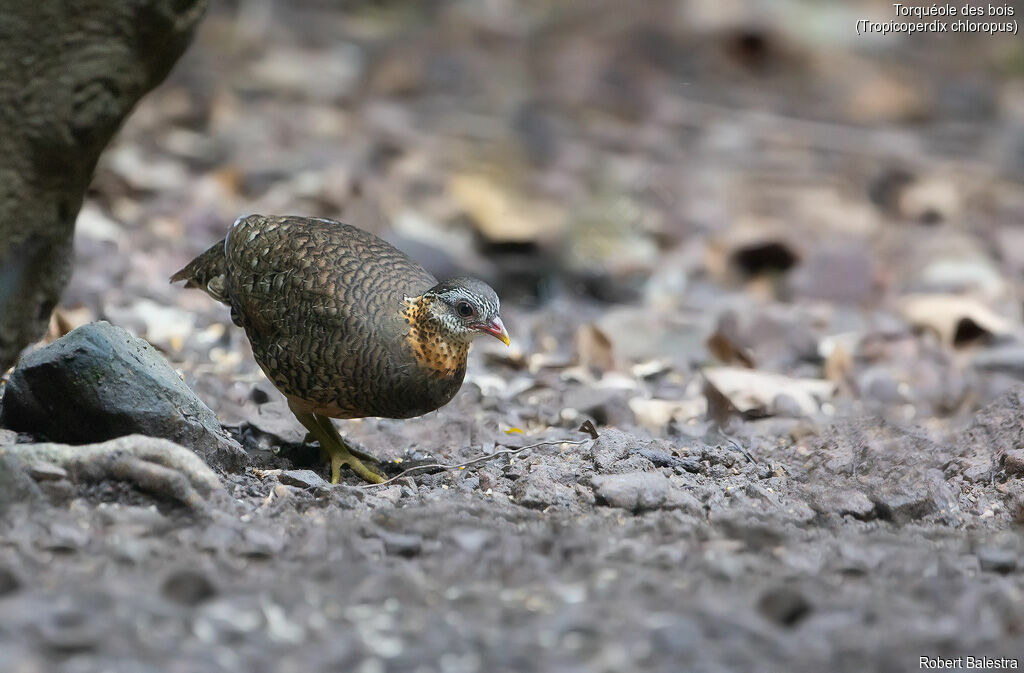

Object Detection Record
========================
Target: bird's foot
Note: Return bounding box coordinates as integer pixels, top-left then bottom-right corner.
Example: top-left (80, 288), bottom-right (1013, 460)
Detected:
top-left (328, 445), bottom-right (385, 485)
top-left (346, 443), bottom-right (382, 465)
top-left (292, 409), bottom-right (385, 484)
top-left (304, 432), bottom-right (381, 465)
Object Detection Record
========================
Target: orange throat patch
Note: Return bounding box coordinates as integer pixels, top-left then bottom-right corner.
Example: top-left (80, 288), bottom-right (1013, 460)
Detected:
top-left (402, 296), bottom-right (469, 379)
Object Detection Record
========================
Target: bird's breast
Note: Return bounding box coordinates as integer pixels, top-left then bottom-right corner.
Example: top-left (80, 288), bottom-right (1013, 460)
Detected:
top-left (400, 298), bottom-right (469, 380)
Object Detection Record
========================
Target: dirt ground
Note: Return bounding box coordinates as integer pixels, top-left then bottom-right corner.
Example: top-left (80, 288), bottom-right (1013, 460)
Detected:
top-left (3, 1), bottom-right (1024, 671)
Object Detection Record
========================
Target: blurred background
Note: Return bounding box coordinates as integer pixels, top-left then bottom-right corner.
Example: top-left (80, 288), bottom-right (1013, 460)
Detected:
top-left (60, 0), bottom-right (1024, 434)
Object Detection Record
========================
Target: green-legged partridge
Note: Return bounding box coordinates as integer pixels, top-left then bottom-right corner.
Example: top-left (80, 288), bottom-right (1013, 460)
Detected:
top-left (172, 214), bottom-right (509, 484)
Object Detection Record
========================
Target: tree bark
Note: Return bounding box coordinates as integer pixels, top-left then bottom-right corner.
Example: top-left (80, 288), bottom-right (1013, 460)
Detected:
top-left (0, 0), bottom-right (208, 371)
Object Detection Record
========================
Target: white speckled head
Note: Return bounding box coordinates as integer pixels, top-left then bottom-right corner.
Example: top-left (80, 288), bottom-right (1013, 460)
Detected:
top-left (424, 277), bottom-right (509, 346)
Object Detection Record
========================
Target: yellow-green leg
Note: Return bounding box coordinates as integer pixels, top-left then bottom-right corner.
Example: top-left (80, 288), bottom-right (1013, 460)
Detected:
top-left (291, 409), bottom-right (384, 484)
top-left (304, 417), bottom-right (382, 465)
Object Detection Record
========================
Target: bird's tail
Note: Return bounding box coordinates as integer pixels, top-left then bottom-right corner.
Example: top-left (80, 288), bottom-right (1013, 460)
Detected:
top-left (170, 239), bottom-right (229, 304)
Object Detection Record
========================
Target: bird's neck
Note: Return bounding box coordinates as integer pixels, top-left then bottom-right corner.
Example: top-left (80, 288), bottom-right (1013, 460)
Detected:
top-left (402, 296), bottom-right (469, 379)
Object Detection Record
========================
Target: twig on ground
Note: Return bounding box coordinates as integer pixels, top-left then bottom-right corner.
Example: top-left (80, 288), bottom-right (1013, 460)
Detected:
top-left (358, 438), bottom-right (592, 488)
top-left (722, 435), bottom-right (756, 464)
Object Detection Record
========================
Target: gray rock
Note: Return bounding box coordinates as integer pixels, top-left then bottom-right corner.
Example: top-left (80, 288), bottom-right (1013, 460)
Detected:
top-left (961, 391), bottom-right (1024, 474)
top-left (757, 586), bottom-right (813, 627)
top-left (44, 521), bottom-right (90, 552)
top-left (859, 369), bottom-right (905, 405)
top-left (787, 244), bottom-right (876, 304)
top-left (0, 322), bottom-right (247, 472)
top-left (376, 485), bottom-right (403, 504)
top-left (590, 427), bottom-right (661, 472)
top-left (973, 345), bottom-right (1024, 378)
top-left (664, 486), bottom-right (704, 515)
top-left (606, 454), bottom-right (656, 475)
top-left (513, 466), bottom-right (577, 510)
top-left (162, 569), bottom-right (218, 606)
top-left (279, 469), bottom-right (329, 489)
top-left (961, 457), bottom-right (994, 483)
top-left (379, 531), bottom-right (423, 558)
top-left (592, 472), bottom-right (671, 513)
top-left (805, 421), bottom-right (959, 525)
top-left (449, 528), bottom-right (492, 554)
top-left (807, 487), bottom-right (875, 519)
top-left (636, 448), bottom-right (687, 469)
top-left (36, 606), bottom-right (105, 653)
top-left (651, 617), bottom-right (702, 656)
top-left (238, 527), bottom-right (286, 558)
top-left (771, 393), bottom-right (804, 418)
top-left (871, 489), bottom-right (938, 524)
top-left (977, 547), bottom-right (1017, 574)
top-left (28, 462), bottom-right (68, 482)
top-left (0, 566), bottom-right (21, 596)
top-left (1003, 450), bottom-right (1024, 477)
top-left (590, 431), bottom-right (635, 472)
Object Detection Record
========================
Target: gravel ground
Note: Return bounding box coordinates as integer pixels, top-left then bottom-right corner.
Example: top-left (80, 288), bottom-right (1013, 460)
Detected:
top-left (3, 1), bottom-right (1024, 671)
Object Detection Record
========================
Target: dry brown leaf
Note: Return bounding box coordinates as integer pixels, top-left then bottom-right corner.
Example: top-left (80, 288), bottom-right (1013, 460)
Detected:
top-left (576, 323), bottom-right (616, 374)
top-left (702, 367), bottom-right (836, 419)
top-left (822, 342), bottom-right (853, 386)
top-left (899, 294), bottom-right (1011, 347)
top-left (52, 307), bottom-right (95, 340)
top-left (629, 398), bottom-right (706, 433)
top-left (448, 173), bottom-right (563, 243)
top-left (819, 333), bottom-right (858, 386)
top-left (706, 312), bottom-right (756, 368)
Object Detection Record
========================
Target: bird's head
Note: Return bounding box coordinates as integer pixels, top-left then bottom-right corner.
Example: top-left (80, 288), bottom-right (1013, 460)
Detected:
top-left (422, 277), bottom-right (509, 346)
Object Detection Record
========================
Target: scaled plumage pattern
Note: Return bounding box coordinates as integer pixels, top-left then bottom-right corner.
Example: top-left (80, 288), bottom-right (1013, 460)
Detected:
top-left (172, 214), bottom-right (509, 483)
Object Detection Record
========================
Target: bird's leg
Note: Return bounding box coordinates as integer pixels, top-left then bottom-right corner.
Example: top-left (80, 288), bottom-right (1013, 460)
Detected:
top-left (312, 415), bottom-right (382, 464)
top-left (291, 410), bottom-right (384, 484)
top-left (303, 424), bottom-right (380, 464)
top-left (301, 432), bottom-right (331, 465)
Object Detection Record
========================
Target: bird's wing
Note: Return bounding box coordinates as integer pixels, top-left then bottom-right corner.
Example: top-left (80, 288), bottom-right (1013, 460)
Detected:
top-left (223, 214), bottom-right (438, 336)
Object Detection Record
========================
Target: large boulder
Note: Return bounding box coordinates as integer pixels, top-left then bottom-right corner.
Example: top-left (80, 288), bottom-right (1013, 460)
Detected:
top-left (0, 322), bottom-right (247, 472)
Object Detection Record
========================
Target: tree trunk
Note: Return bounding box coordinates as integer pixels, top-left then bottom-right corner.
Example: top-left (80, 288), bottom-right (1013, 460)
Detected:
top-left (0, 0), bottom-right (208, 371)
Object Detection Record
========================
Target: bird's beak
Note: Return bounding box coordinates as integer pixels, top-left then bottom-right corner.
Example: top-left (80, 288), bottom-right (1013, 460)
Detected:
top-left (475, 316), bottom-right (510, 346)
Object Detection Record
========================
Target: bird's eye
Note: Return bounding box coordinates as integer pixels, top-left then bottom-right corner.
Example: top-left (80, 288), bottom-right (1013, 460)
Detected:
top-left (456, 301), bottom-right (474, 318)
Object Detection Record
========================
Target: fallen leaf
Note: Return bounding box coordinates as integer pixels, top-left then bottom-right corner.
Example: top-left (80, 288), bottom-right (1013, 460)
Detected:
top-left (899, 294), bottom-right (1011, 347)
top-left (702, 367), bottom-right (836, 419)
top-left (706, 311), bottom-right (755, 368)
top-left (821, 340), bottom-right (854, 387)
top-left (576, 323), bottom-right (616, 373)
top-left (628, 398), bottom-right (706, 433)
top-left (448, 173), bottom-right (563, 243)
top-left (578, 420), bottom-right (600, 439)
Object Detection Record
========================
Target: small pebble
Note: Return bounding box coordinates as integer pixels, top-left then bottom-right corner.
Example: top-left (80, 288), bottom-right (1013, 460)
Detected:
top-left (757, 586), bottom-right (813, 627)
top-left (279, 469), bottom-right (328, 489)
top-left (977, 547), bottom-right (1018, 574)
top-left (378, 531), bottom-right (422, 558)
top-left (162, 569), bottom-right (218, 606)
top-left (29, 462), bottom-right (68, 482)
top-left (1003, 450), bottom-right (1024, 477)
top-left (0, 566), bottom-right (21, 596)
